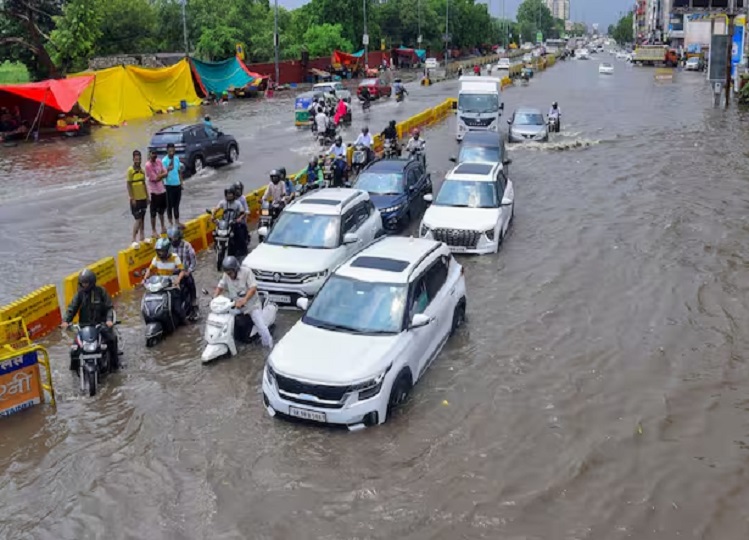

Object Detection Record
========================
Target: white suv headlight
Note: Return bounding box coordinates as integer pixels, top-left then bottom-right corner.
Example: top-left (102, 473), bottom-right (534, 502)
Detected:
top-left (485, 228), bottom-right (495, 241)
top-left (351, 365), bottom-right (392, 401)
top-left (302, 270), bottom-right (328, 283)
top-left (420, 224), bottom-right (431, 237)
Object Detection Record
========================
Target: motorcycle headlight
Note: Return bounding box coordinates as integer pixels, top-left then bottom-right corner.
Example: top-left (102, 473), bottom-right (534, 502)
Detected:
top-left (261, 209), bottom-right (270, 216)
top-left (82, 342), bottom-right (98, 353)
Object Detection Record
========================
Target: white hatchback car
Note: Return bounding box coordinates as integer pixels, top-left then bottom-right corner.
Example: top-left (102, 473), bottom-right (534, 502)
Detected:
top-left (263, 236), bottom-right (467, 429)
top-left (243, 189), bottom-right (383, 307)
top-left (420, 162), bottom-right (514, 254)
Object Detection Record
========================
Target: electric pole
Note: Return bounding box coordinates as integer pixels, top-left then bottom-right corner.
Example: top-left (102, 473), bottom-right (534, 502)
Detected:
top-left (181, 0), bottom-right (189, 56)
top-left (445, 0), bottom-right (450, 70)
top-left (274, 0), bottom-right (280, 84)
top-left (364, 0), bottom-right (369, 67)
top-left (725, 0), bottom-right (736, 108)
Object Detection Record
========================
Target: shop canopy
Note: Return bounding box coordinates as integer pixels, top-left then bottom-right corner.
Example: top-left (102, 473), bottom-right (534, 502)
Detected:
top-left (332, 50), bottom-right (364, 66)
top-left (190, 56), bottom-right (267, 96)
top-left (0, 76), bottom-right (95, 112)
top-left (396, 47), bottom-right (426, 61)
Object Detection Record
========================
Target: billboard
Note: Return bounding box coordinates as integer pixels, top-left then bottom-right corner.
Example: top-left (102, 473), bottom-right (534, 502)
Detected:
top-left (709, 33), bottom-right (728, 82)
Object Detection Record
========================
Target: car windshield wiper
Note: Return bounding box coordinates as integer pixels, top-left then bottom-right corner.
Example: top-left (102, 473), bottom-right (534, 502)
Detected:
top-left (311, 320), bottom-right (366, 334)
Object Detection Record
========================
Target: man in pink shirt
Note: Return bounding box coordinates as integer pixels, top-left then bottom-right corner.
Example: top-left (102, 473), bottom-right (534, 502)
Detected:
top-left (145, 149), bottom-right (168, 238)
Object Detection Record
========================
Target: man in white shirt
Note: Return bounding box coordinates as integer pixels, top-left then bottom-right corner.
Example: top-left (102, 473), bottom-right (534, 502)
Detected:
top-left (354, 126), bottom-right (374, 163)
top-left (327, 136), bottom-right (348, 186)
top-left (214, 256), bottom-right (272, 348)
top-left (315, 107), bottom-right (329, 135)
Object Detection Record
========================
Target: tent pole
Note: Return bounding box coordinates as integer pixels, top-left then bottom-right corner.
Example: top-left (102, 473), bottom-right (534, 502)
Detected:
top-left (26, 88), bottom-right (48, 142)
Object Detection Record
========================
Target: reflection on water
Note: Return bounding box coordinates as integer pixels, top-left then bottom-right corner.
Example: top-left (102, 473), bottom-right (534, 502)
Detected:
top-left (3, 62), bottom-right (749, 539)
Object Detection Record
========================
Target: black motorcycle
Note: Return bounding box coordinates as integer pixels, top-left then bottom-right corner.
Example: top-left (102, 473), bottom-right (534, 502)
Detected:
top-left (396, 90), bottom-right (405, 103)
top-left (383, 138), bottom-right (400, 158)
top-left (258, 199), bottom-right (285, 242)
top-left (142, 275), bottom-right (190, 347)
top-left (66, 320), bottom-right (121, 397)
top-left (548, 116), bottom-right (560, 133)
top-left (207, 208), bottom-right (246, 271)
top-left (350, 144), bottom-right (369, 177)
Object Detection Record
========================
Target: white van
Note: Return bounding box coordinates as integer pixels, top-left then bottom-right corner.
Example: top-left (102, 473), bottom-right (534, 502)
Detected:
top-left (456, 76), bottom-right (504, 141)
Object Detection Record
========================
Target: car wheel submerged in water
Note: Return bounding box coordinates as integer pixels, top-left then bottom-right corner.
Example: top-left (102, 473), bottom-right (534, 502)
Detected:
top-left (193, 155), bottom-right (205, 174)
top-left (387, 370), bottom-right (413, 414)
top-left (227, 145), bottom-right (238, 164)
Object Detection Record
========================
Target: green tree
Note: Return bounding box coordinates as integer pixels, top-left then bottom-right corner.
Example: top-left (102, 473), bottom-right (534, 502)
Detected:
top-left (49, 0), bottom-right (103, 73)
top-left (0, 0), bottom-right (62, 79)
top-left (571, 22), bottom-right (587, 36)
top-left (612, 12), bottom-right (633, 45)
top-left (516, 0), bottom-right (554, 42)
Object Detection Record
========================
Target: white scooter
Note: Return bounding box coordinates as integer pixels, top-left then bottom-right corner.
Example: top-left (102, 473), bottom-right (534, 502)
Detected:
top-left (201, 292), bottom-right (278, 364)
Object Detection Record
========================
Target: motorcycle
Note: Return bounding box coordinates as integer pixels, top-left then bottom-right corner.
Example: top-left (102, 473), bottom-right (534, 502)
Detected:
top-left (318, 125), bottom-right (337, 148)
top-left (321, 154), bottom-right (336, 185)
top-left (207, 208), bottom-right (246, 271)
top-left (548, 116), bottom-right (560, 133)
top-left (350, 144), bottom-right (369, 176)
top-left (201, 292), bottom-right (278, 364)
top-left (395, 89), bottom-right (405, 103)
top-left (361, 98), bottom-right (371, 112)
top-left (409, 146), bottom-right (426, 168)
top-left (258, 199), bottom-right (285, 242)
top-left (65, 320), bottom-right (121, 397)
top-left (383, 138), bottom-right (399, 159)
top-left (141, 275), bottom-right (190, 347)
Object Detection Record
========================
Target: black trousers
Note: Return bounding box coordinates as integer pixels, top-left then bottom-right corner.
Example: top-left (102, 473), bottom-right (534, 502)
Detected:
top-left (166, 185), bottom-right (182, 221)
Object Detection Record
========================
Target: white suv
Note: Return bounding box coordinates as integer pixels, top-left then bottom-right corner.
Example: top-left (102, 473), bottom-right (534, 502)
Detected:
top-left (243, 189), bottom-right (383, 307)
top-left (262, 236), bottom-right (467, 430)
top-left (420, 162), bottom-right (514, 254)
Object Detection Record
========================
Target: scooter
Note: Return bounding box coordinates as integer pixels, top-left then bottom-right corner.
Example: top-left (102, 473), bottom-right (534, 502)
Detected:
top-left (65, 319), bottom-right (121, 397)
top-left (141, 275), bottom-right (189, 347)
top-left (350, 143), bottom-right (369, 177)
top-left (201, 292), bottom-right (278, 363)
top-left (383, 138), bottom-right (399, 158)
top-left (258, 199), bottom-right (285, 242)
top-left (395, 90), bottom-right (405, 103)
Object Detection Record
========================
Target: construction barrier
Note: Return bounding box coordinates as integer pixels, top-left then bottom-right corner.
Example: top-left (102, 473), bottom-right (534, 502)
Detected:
top-left (61, 256), bottom-right (120, 312)
top-left (0, 318), bottom-right (55, 417)
top-left (0, 285), bottom-right (61, 341)
top-left (117, 241), bottom-right (157, 291)
top-left (184, 215), bottom-right (209, 253)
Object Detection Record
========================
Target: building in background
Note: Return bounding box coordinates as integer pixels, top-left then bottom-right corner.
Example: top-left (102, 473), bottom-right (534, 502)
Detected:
top-left (544, 0), bottom-right (571, 22)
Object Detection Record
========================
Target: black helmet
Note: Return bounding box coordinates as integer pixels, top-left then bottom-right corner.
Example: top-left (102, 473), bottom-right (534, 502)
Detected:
top-left (222, 256), bottom-right (240, 274)
top-left (224, 186), bottom-right (236, 199)
top-left (362, 126), bottom-right (369, 134)
top-left (279, 167), bottom-right (287, 179)
top-left (155, 237), bottom-right (171, 259)
top-left (232, 181), bottom-right (244, 196)
top-left (335, 136), bottom-right (342, 145)
top-left (78, 268), bottom-right (96, 290)
top-left (167, 226), bottom-right (183, 244)
top-left (389, 119), bottom-right (396, 128)
top-left (552, 101), bottom-right (558, 107)
top-left (270, 169), bottom-right (281, 183)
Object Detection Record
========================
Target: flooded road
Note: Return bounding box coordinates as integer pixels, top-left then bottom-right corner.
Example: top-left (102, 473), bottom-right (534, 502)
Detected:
top-left (4, 59), bottom-right (749, 539)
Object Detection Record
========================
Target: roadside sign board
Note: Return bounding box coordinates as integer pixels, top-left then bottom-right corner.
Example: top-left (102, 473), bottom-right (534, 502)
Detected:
top-left (708, 33), bottom-right (728, 82)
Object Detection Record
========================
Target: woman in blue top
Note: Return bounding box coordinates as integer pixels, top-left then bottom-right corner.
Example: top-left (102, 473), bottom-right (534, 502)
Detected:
top-left (162, 143), bottom-right (184, 227)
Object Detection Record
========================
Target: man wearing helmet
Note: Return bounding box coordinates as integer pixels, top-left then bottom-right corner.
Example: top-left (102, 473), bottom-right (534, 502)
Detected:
top-left (232, 181), bottom-right (249, 215)
top-left (354, 126), bottom-right (374, 163)
top-left (167, 226), bottom-right (198, 321)
top-left (214, 185), bottom-right (248, 258)
top-left (61, 269), bottom-right (118, 370)
top-left (327, 135), bottom-right (348, 187)
top-left (548, 102), bottom-right (561, 131)
top-left (381, 120), bottom-right (400, 155)
top-left (277, 167), bottom-right (295, 201)
top-left (405, 128), bottom-right (426, 166)
top-left (142, 237), bottom-right (188, 325)
top-left (262, 169), bottom-right (287, 204)
top-left (214, 256), bottom-right (273, 348)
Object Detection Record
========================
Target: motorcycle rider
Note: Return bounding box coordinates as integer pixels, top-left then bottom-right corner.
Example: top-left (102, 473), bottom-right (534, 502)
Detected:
top-left (61, 269), bottom-right (118, 371)
top-left (142, 238), bottom-right (188, 325)
top-left (262, 169), bottom-right (287, 205)
top-left (548, 101), bottom-right (561, 131)
top-left (214, 256), bottom-right (273, 349)
top-left (359, 85), bottom-right (372, 108)
top-left (393, 79), bottom-right (408, 100)
top-left (305, 157), bottom-right (323, 187)
top-left (232, 181), bottom-right (249, 215)
top-left (278, 167), bottom-right (296, 201)
top-left (354, 126), bottom-right (374, 163)
top-left (315, 106), bottom-right (330, 138)
top-left (167, 226), bottom-right (198, 321)
top-left (405, 128), bottom-right (426, 164)
top-left (381, 120), bottom-right (400, 155)
top-left (333, 98), bottom-right (350, 126)
top-left (327, 135), bottom-right (348, 187)
top-left (214, 185), bottom-right (248, 256)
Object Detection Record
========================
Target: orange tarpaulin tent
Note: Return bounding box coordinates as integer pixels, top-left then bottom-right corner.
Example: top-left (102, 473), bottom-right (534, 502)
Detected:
top-left (0, 76), bottom-right (95, 112)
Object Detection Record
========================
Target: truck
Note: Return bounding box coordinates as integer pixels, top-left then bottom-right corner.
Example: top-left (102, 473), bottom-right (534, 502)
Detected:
top-left (456, 76), bottom-right (504, 141)
top-left (633, 45), bottom-right (678, 67)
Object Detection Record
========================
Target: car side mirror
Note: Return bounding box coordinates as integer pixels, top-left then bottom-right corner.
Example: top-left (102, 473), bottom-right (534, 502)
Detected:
top-left (423, 193), bottom-right (433, 204)
top-left (449, 156), bottom-right (457, 163)
top-left (507, 119), bottom-right (512, 124)
top-left (503, 158), bottom-right (512, 166)
top-left (501, 197), bottom-right (513, 206)
top-left (296, 297), bottom-right (310, 310)
top-left (410, 313), bottom-right (431, 329)
top-left (343, 232), bottom-right (359, 244)
top-left (257, 226), bottom-right (269, 237)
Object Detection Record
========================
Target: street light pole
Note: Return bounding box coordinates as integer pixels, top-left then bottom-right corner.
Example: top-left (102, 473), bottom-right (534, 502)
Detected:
top-left (725, 0), bottom-right (736, 108)
top-left (363, 0), bottom-right (369, 67)
top-left (445, 0), bottom-right (450, 70)
top-left (181, 0), bottom-right (189, 56)
top-left (418, 0), bottom-right (422, 47)
top-left (274, 0), bottom-right (280, 84)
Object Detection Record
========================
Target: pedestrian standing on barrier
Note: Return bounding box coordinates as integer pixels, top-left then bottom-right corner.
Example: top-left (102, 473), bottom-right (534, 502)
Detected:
top-left (162, 143), bottom-right (183, 228)
top-left (127, 150), bottom-right (148, 246)
top-left (145, 149), bottom-right (168, 238)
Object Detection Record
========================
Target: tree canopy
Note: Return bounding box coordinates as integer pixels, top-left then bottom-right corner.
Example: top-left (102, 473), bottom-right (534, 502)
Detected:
top-left (1, 0), bottom-right (503, 79)
top-left (611, 11), bottom-right (634, 45)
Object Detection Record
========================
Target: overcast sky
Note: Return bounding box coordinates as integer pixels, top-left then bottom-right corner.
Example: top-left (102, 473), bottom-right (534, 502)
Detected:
top-left (277, 0), bottom-right (634, 29)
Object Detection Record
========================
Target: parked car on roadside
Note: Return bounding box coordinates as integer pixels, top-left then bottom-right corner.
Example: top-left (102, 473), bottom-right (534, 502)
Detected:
top-left (147, 124), bottom-right (239, 176)
top-left (262, 236), bottom-right (468, 429)
top-left (357, 78), bottom-right (392, 100)
top-left (684, 56), bottom-right (705, 71)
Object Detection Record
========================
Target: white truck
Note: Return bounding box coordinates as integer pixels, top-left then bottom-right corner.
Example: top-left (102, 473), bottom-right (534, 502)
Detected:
top-left (456, 76), bottom-right (504, 141)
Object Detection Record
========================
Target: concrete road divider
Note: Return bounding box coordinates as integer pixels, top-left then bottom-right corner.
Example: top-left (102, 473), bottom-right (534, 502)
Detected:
top-left (0, 285), bottom-right (61, 340)
top-left (182, 217), bottom-right (208, 252)
top-left (62, 256), bottom-right (120, 312)
top-left (117, 241), bottom-right (157, 291)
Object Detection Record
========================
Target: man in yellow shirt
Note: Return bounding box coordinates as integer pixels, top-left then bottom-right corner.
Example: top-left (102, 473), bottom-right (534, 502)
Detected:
top-left (142, 238), bottom-right (188, 325)
top-left (127, 150), bottom-right (149, 246)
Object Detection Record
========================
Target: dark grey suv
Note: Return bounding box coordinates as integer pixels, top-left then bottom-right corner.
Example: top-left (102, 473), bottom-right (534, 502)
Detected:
top-left (148, 124), bottom-right (239, 176)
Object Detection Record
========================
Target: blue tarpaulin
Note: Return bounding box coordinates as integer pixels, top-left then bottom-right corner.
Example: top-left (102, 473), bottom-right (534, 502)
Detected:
top-left (190, 56), bottom-right (258, 95)
top-left (397, 46), bottom-right (426, 61)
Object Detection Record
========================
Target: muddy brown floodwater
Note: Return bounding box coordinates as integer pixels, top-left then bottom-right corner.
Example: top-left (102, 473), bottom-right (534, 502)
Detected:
top-left (3, 60), bottom-right (749, 539)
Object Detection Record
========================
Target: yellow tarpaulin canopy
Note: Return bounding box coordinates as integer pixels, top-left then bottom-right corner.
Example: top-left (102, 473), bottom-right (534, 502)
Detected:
top-left (70, 59), bottom-right (201, 125)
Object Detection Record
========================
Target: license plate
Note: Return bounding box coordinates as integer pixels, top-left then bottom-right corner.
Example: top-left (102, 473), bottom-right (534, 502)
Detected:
top-left (268, 294), bottom-right (291, 304)
top-left (450, 246), bottom-right (467, 253)
top-left (80, 354), bottom-right (101, 361)
top-left (261, 210), bottom-right (269, 216)
top-left (289, 406), bottom-right (326, 422)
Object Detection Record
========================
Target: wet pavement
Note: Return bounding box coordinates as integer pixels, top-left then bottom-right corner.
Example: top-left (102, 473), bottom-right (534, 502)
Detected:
top-left (3, 59), bottom-right (749, 539)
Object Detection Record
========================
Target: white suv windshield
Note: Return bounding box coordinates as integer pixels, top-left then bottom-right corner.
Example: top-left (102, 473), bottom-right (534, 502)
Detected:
top-left (458, 146), bottom-right (500, 164)
top-left (266, 213), bottom-right (340, 249)
top-left (435, 180), bottom-right (498, 208)
top-left (458, 94), bottom-right (499, 113)
top-left (355, 172), bottom-right (404, 195)
top-left (304, 276), bottom-right (407, 334)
